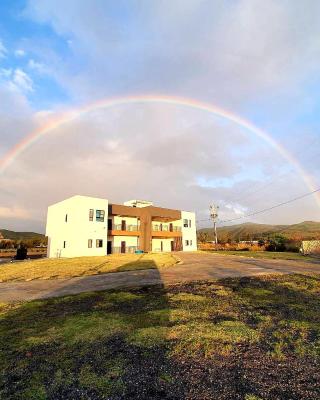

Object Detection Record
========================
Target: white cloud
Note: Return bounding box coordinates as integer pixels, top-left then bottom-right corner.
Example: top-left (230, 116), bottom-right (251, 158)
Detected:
top-left (28, 59), bottom-right (47, 74)
top-left (0, 39), bottom-right (7, 58)
top-left (0, 68), bottom-right (34, 93)
top-left (12, 68), bottom-right (34, 92)
top-left (14, 49), bottom-right (26, 57)
top-left (1, 1), bottom-right (320, 232)
top-left (0, 68), bottom-right (12, 78)
top-left (0, 206), bottom-right (30, 219)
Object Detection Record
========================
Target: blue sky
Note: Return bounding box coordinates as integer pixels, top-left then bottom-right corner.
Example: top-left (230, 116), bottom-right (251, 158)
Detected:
top-left (0, 0), bottom-right (320, 231)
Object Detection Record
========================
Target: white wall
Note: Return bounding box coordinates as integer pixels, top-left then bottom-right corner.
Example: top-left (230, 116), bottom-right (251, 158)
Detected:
top-left (181, 211), bottom-right (197, 251)
top-left (46, 195), bottom-right (109, 258)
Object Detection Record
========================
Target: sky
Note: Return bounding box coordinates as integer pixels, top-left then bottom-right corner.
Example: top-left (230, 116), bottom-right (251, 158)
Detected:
top-left (0, 0), bottom-right (320, 233)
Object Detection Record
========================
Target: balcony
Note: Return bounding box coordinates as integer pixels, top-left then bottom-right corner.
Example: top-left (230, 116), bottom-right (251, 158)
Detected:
top-left (108, 224), bottom-right (140, 236)
top-left (152, 224), bottom-right (182, 238)
top-left (111, 246), bottom-right (138, 254)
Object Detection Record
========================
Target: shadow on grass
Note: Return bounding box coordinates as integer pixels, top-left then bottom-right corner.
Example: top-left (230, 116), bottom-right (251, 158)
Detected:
top-left (1, 267), bottom-right (320, 399)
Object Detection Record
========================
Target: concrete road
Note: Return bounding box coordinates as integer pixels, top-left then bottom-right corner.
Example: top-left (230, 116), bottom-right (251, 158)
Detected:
top-left (1, 252), bottom-right (320, 303)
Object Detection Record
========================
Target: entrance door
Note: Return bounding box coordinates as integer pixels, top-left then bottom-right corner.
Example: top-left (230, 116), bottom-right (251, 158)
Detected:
top-left (121, 241), bottom-right (126, 254)
top-left (170, 241), bottom-right (174, 252)
top-left (107, 241), bottom-right (112, 255)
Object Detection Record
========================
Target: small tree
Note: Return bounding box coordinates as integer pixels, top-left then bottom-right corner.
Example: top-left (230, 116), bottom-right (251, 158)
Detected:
top-left (266, 234), bottom-right (287, 252)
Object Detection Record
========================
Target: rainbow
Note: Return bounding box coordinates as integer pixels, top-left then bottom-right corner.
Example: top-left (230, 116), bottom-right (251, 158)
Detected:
top-left (1, 94), bottom-right (319, 207)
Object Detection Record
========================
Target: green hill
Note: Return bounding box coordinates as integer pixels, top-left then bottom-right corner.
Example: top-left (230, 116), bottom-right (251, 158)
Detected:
top-left (0, 229), bottom-right (45, 241)
top-left (199, 221), bottom-right (320, 242)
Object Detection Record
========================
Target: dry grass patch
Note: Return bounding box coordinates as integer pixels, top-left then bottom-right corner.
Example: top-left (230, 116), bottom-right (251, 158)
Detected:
top-left (0, 252), bottom-right (178, 282)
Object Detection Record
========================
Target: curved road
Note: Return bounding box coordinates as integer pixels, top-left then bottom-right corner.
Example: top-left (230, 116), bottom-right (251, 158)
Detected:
top-left (1, 252), bottom-right (320, 302)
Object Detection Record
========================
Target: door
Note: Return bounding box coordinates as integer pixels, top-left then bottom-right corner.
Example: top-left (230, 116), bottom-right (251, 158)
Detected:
top-left (160, 241), bottom-right (163, 252)
top-left (121, 241), bottom-right (126, 254)
top-left (107, 241), bottom-right (112, 254)
top-left (170, 241), bottom-right (174, 252)
top-left (169, 223), bottom-right (173, 232)
top-left (121, 220), bottom-right (126, 231)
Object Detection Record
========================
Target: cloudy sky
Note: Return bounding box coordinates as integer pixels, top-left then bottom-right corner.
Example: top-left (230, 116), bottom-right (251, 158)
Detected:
top-left (0, 0), bottom-right (320, 233)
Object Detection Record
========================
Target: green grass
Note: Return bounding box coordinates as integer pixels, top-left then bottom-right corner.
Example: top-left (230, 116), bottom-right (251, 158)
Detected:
top-left (0, 252), bottom-right (178, 282)
top-left (1, 274), bottom-right (320, 398)
top-left (205, 250), bottom-right (318, 261)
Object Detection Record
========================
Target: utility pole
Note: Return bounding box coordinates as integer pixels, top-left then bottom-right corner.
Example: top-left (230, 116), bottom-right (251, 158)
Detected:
top-left (209, 204), bottom-right (219, 245)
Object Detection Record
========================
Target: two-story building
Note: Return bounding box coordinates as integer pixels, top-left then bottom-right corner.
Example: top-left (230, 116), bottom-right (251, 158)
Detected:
top-left (46, 195), bottom-right (197, 258)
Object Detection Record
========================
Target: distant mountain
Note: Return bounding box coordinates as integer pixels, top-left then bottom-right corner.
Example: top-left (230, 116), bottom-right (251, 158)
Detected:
top-left (0, 229), bottom-right (45, 241)
top-left (198, 221), bottom-right (320, 241)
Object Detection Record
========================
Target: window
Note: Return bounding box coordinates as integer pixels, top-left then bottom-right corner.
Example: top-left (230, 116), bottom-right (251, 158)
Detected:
top-left (96, 210), bottom-right (105, 222)
top-left (96, 239), bottom-right (103, 248)
top-left (89, 209), bottom-right (94, 221)
top-left (190, 240), bottom-right (192, 246)
top-left (88, 239), bottom-right (92, 248)
top-left (63, 241), bottom-right (66, 248)
top-left (65, 214), bottom-right (68, 222)
top-left (185, 240), bottom-right (189, 246)
top-left (108, 219), bottom-right (112, 230)
top-left (189, 219), bottom-right (192, 228)
top-left (183, 219), bottom-right (188, 228)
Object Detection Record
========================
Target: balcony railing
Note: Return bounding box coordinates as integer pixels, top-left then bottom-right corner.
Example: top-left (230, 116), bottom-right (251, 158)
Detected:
top-left (152, 225), bottom-right (181, 232)
top-left (112, 246), bottom-right (138, 254)
top-left (111, 224), bottom-right (140, 232)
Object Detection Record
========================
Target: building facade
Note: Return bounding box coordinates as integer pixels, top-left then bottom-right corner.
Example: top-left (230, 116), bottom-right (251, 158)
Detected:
top-left (46, 195), bottom-right (197, 258)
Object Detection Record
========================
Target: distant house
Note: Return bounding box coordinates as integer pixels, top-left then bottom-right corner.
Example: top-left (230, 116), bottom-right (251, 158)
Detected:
top-left (301, 240), bottom-right (320, 256)
top-left (46, 195), bottom-right (197, 258)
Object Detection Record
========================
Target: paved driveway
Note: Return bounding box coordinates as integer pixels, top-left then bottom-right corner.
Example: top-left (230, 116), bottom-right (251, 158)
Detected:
top-left (1, 252), bottom-right (320, 302)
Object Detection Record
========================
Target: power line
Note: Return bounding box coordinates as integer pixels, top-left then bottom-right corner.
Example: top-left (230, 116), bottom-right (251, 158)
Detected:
top-left (196, 187), bottom-right (320, 225)
top-left (226, 137), bottom-right (320, 205)
top-left (219, 187), bottom-right (320, 224)
top-left (229, 148), bottom-right (320, 205)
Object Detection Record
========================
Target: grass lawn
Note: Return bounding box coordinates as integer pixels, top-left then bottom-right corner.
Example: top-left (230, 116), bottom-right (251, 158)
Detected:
top-left (1, 274), bottom-right (320, 399)
top-left (0, 253), bottom-right (178, 283)
top-left (205, 250), bottom-right (318, 262)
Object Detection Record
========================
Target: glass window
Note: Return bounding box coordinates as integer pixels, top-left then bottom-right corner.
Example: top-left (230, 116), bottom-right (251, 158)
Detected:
top-left (185, 240), bottom-right (189, 246)
top-left (190, 240), bottom-right (192, 246)
top-left (88, 239), bottom-right (92, 248)
top-left (96, 239), bottom-right (103, 248)
top-left (63, 241), bottom-right (66, 248)
top-left (89, 209), bottom-right (94, 221)
top-left (189, 219), bottom-right (191, 227)
top-left (65, 214), bottom-right (68, 222)
top-left (183, 219), bottom-right (188, 228)
top-left (96, 210), bottom-right (105, 222)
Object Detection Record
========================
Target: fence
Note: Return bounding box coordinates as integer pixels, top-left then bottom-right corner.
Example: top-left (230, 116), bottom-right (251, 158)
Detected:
top-left (112, 224), bottom-right (140, 232)
top-left (112, 246), bottom-right (139, 254)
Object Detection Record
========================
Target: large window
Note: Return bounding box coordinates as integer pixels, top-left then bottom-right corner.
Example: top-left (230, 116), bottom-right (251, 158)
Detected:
top-left (96, 239), bottom-right (103, 248)
top-left (89, 209), bottom-right (94, 221)
top-left (183, 219), bottom-right (189, 228)
top-left (96, 210), bottom-right (105, 222)
top-left (185, 240), bottom-right (189, 246)
top-left (88, 239), bottom-right (92, 248)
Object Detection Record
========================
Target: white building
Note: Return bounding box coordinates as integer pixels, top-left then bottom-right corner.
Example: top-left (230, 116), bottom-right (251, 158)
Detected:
top-left (46, 195), bottom-right (197, 258)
